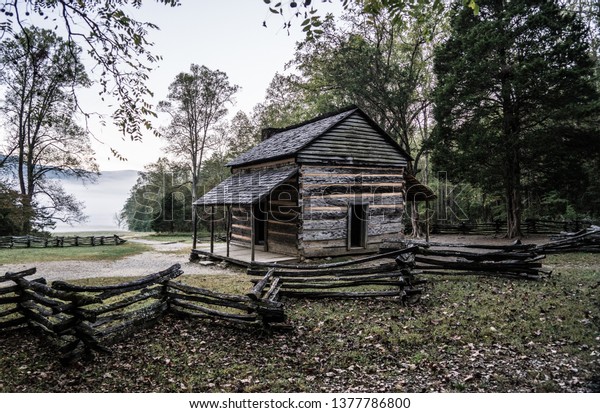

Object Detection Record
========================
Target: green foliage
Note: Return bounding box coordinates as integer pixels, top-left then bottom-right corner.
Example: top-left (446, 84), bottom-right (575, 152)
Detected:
top-left (252, 72), bottom-right (322, 131)
top-left (226, 111), bottom-right (261, 160)
top-left (262, 0), bottom-right (452, 39)
top-left (260, 3), bottom-right (447, 176)
top-left (0, 1), bottom-right (181, 141)
top-left (432, 0), bottom-right (600, 234)
top-left (0, 27), bottom-right (98, 233)
top-left (120, 158), bottom-right (193, 233)
top-left (0, 242), bottom-right (151, 265)
top-left (0, 184), bottom-right (24, 236)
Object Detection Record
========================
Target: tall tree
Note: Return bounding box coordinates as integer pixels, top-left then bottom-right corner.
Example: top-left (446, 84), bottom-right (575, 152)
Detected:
top-left (158, 64), bottom-right (239, 248)
top-left (0, 27), bottom-right (98, 233)
top-left (1, 0), bottom-right (181, 141)
top-left (120, 158), bottom-right (192, 233)
top-left (226, 111), bottom-right (260, 160)
top-left (291, 6), bottom-right (445, 173)
top-left (282, 5), bottom-right (446, 237)
top-left (432, 0), bottom-right (599, 237)
top-left (252, 73), bottom-right (320, 132)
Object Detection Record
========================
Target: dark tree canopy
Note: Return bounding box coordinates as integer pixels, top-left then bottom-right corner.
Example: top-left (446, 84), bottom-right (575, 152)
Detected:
top-left (431, 0), bottom-right (600, 237)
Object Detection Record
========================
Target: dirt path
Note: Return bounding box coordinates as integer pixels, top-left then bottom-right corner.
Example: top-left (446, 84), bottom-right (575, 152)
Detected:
top-left (1, 234), bottom-right (553, 283)
top-left (0, 239), bottom-right (241, 283)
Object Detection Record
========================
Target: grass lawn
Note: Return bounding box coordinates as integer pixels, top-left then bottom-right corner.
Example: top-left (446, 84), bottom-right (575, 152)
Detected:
top-left (0, 252), bottom-right (598, 392)
top-left (50, 231), bottom-right (133, 238)
top-left (0, 242), bottom-right (152, 265)
top-left (134, 232), bottom-right (204, 243)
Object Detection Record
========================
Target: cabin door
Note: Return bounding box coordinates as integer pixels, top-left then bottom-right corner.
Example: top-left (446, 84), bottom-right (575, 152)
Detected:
top-left (348, 203), bottom-right (368, 249)
top-left (253, 202), bottom-right (267, 249)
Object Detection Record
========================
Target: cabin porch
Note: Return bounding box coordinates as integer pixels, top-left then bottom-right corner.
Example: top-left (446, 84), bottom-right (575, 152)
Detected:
top-left (191, 242), bottom-right (298, 266)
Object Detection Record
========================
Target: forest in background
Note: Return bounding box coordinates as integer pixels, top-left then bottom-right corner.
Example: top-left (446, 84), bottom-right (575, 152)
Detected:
top-left (1, 0), bottom-right (598, 237)
top-left (120, 0), bottom-right (600, 237)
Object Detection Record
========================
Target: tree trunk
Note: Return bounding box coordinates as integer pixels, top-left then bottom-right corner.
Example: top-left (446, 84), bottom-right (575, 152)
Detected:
top-left (410, 201), bottom-right (423, 238)
top-left (500, 45), bottom-right (523, 239)
top-left (191, 171), bottom-right (198, 250)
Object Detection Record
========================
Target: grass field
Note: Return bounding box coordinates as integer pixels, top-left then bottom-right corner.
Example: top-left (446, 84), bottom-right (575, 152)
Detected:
top-left (133, 232), bottom-right (224, 244)
top-left (0, 242), bottom-right (152, 265)
top-left (0, 252), bottom-right (598, 392)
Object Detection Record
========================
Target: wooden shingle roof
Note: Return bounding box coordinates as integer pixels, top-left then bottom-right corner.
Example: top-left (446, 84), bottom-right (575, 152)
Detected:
top-left (193, 167), bottom-right (298, 206)
top-left (227, 107), bottom-right (358, 168)
top-left (405, 174), bottom-right (436, 201)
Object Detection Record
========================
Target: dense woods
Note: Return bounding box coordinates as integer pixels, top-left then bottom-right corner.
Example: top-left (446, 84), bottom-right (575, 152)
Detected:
top-left (432, 0), bottom-right (600, 237)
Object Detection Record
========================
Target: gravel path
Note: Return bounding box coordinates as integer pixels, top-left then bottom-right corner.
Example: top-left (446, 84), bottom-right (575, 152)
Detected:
top-left (0, 240), bottom-right (241, 283)
top-left (1, 234), bottom-right (552, 283)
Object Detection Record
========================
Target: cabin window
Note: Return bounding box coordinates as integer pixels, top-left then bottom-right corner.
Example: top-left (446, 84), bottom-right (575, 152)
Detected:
top-left (348, 203), bottom-right (368, 249)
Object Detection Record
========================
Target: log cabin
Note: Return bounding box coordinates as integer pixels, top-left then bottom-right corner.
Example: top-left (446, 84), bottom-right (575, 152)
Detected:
top-left (193, 106), bottom-right (434, 262)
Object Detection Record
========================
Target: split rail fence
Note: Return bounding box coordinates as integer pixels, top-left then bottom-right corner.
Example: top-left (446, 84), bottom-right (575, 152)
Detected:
top-left (0, 264), bottom-right (286, 362)
top-left (3, 228), bottom-right (578, 363)
top-left (247, 242), bottom-right (550, 302)
top-left (0, 235), bottom-right (126, 248)
top-left (248, 249), bottom-right (426, 301)
top-left (426, 219), bottom-right (598, 236)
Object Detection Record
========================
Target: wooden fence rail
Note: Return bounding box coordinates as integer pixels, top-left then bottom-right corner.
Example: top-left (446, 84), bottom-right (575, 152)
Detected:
top-left (3, 233), bottom-right (563, 363)
top-left (248, 248), bottom-right (426, 301)
top-left (248, 242), bottom-right (549, 302)
top-left (425, 219), bottom-right (598, 236)
top-left (0, 235), bottom-right (127, 249)
top-left (0, 264), bottom-right (287, 362)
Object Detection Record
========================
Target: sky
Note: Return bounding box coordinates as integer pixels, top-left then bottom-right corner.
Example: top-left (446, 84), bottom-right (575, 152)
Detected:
top-left (78, 1), bottom-right (343, 171)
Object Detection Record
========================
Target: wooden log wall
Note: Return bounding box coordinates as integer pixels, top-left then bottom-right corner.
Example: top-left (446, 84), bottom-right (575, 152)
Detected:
top-left (298, 165), bottom-right (405, 258)
top-left (0, 234), bottom-right (127, 249)
top-left (228, 176), bottom-right (300, 256)
top-left (230, 205), bottom-right (252, 247)
top-left (0, 264), bottom-right (289, 362)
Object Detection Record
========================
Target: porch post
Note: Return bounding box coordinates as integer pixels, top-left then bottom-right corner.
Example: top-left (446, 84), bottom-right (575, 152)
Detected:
top-left (210, 206), bottom-right (215, 254)
top-left (192, 205), bottom-right (198, 250)
top-left (425, 199), bottom-right (430, 243)
top-left (226, 205), bottom-right (231, 258)
top-left (250, 204), bottom-right (256, 262)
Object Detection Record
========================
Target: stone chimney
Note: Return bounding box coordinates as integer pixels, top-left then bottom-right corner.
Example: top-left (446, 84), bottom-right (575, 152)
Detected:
top-left (261, 127), bottom-right (281, 141)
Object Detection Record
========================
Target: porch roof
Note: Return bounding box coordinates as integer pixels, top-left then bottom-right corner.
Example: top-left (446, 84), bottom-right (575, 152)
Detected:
top-left (193, 167), bottom-right (298, 207)
top-left (405, 174), bottom-right (436, 202)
